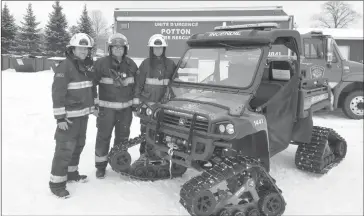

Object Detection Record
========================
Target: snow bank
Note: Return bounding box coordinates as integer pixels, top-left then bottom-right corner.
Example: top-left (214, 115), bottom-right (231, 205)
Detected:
top-left (1, 70), bottom-right (363, 215)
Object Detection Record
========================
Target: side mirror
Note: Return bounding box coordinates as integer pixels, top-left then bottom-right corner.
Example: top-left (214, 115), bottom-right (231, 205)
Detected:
top-left (326, 38), bottom-right (334, 66)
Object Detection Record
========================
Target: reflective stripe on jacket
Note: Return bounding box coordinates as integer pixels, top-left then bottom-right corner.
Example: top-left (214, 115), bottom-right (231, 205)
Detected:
top-left (94, 56), bottom-right (139, 108)
top-left (52, 57), bottom-right (95, 119)
top-left (135, 57), bottom-right (176, 103)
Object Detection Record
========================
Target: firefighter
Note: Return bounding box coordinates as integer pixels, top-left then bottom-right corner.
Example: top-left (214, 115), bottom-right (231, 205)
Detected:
top-left (134, 34), bottom-right (177, 159)
top-left (49, 33), bottom-right (96, 198)
top-left (93, 33), bottom-right (139, 179)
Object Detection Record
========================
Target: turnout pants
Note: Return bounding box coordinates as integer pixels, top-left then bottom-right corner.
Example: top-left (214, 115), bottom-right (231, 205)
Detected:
top-left (50, 116), bottom-right (89, 184)
top-left (95, 107), bottom-right (133, 169)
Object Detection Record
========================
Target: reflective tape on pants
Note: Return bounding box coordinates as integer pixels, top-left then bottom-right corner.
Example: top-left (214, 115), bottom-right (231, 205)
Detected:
top-left (68, 166), bottom-right (78, 172)
top-left (50, 174), bottom-right (67, 183)
top-left (95, 155), bottom-right (108, 163)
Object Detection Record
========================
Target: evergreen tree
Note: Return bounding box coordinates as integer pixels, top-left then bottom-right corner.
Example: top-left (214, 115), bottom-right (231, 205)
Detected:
top-left (77, 4), bottom-right (97, 55)
top-left (77, 4), bottom-right (96, 38)
top-left (69, 25), bottom-right (79, 36)
top-left (17, 3), bottom-right (41, 53)
top-left (45, 1), bottom-right (70, 55)
top-left (1, 3), bottom-right (18, 53)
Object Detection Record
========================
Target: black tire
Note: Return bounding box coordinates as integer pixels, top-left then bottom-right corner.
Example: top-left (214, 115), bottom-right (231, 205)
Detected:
top-left (342, 90), bottom-right (364, 119)
top-left (334, 140), bottom-right (347, 159)
top-left (218, 208), bottom-right (231, 216)
top-left (192, 190), bottom-right (217, 216)
top-left (245, 207), bottom-right (260, 216)
top-left (258, 191), bottom-right (285, 216)
top-left (109, 150), bottom-right (131, 172)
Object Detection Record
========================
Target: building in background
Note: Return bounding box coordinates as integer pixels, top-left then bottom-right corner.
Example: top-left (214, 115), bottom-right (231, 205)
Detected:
top-left (113, 6), bottom-right (294, 59)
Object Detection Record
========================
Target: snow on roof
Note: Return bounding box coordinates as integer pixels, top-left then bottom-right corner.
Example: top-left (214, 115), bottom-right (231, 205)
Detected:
top-left (296, 28), bottom-right (364, 40)
top-left (114, 6), bottom-right (283, 11)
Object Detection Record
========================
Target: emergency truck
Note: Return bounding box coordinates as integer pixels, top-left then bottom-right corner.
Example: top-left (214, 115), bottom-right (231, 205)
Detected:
top-left (286, 30), bottom-right (363, 119)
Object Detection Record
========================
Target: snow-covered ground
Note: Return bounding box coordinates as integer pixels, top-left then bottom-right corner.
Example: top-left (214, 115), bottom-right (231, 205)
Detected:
top-left (1, 69), bottom-right (363, 215)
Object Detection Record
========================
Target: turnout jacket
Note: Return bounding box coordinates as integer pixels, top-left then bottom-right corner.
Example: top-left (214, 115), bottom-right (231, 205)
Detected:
top-left (135, 57), bottom-right (176, 103)
top-left (93, 55), bottom-right (139, 109)
top-left (52, 56), bottom-right (96, 119)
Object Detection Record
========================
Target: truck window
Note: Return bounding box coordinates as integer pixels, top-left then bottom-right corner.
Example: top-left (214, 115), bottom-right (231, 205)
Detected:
top-left (175, 48), bottom-right (262, 89)
top-left (303, 38), bottom-right (324, 59)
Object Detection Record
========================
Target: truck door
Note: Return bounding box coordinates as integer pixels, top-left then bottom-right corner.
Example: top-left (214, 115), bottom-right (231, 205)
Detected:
top-left (302, 37), bottom-right (343, 89)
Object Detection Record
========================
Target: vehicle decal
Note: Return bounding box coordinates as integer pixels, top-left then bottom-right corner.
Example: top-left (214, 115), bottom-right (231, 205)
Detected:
top-left (310, 65), bottom-right (325, 79)
top-left (253, 118), bottom-right (264, 127)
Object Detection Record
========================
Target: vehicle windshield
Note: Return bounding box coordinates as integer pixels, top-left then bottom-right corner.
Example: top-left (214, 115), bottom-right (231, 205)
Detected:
top-left (174, 47), bottom-right (262, 89)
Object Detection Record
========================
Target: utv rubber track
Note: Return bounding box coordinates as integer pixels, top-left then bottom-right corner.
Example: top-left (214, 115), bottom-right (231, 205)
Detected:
top-left (107, 134), bottom-right (187, 181)
top-left (294, 126), bottom-right (347, 174)
top-left (179, 155), bottom-right (284, 216)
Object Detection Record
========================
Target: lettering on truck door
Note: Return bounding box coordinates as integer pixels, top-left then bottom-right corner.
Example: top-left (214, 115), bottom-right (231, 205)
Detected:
top-left (302, 37), bottom-right (343, 88)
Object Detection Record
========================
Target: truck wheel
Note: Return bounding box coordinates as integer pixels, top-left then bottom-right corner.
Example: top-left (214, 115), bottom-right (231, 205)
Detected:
top-left (342, 90), bottom-right (364, 119)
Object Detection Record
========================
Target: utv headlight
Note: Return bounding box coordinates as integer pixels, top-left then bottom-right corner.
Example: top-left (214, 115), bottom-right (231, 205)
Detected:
top-left (146, 108), bottom-right (153, 116)
top-left (218, 124), bottom-right (226, 133)
top-left (226, 124), bottom-right (235, 134)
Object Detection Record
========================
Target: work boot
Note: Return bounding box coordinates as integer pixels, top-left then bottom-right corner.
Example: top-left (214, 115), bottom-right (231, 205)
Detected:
top-left (96, 168), bottom-right (106, 179)
top-left (67, 171), bottom-right (88, 183)
top-left (49, 181), bottom-right (70, 198)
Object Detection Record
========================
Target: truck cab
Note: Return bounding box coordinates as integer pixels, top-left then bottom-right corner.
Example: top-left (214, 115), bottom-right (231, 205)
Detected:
top-left (299, 31), bottom-right (363, 119)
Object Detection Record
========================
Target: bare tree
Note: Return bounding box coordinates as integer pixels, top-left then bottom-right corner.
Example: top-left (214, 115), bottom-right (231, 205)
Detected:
top-left (311, 1), bottom-right (362, 28)
top-left (89, 10), bottom-right (107, 38)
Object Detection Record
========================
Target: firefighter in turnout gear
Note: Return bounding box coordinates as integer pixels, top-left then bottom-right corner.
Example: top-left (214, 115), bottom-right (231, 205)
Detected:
top-left (93, 33), bottom-right (139, 179)
top-left (49, 33), bottom-right (96, 198)
top-left (134, 34), bottom-right (177, 160)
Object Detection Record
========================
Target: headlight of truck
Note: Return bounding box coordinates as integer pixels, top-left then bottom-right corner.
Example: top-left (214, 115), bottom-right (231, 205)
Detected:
top-left (226, 124), bottom-right (235, 134)
top-left (146, 108), bottom-right (153, 116)
top-left (218, 124), bottom-right (226, 133)
top-left (215, 122), bottom-right (235, 135)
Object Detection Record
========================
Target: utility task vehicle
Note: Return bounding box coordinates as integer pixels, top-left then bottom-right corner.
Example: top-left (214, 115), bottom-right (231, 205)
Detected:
top-left (108, 23), bottom-right (347, 216)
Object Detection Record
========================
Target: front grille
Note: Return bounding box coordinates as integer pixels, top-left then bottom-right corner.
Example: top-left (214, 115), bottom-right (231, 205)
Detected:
top-left (162, 110), bottom-right (209, 132)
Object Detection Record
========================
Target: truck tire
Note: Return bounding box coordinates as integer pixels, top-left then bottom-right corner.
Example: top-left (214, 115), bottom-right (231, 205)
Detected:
top-left (342, 90), bottom-right (364, 119)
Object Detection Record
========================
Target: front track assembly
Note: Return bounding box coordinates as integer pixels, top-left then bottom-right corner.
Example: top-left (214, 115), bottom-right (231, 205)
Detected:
top-left (107, 134), bottom-right (187, 181)
top-left (294, 126), bottom-right (347, 174)
top-left (180, 155), bottom-right (285, 216)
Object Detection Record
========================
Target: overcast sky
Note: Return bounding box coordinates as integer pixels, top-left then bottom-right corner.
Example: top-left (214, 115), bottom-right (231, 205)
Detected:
top-left (2, 1), bottom-right (363, 30)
